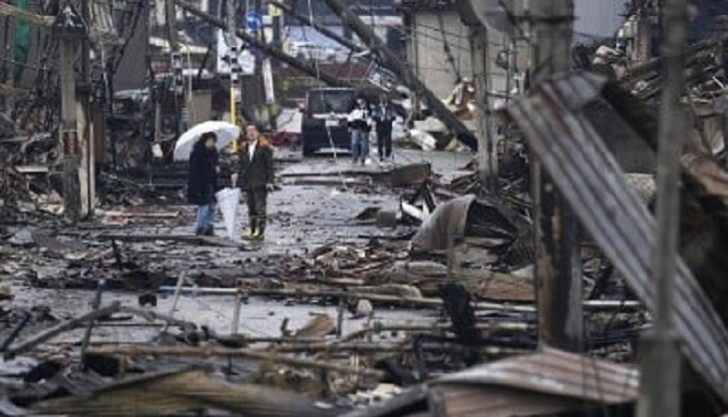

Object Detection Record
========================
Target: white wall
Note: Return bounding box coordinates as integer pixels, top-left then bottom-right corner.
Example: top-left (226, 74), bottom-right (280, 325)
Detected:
top-left (411, 10), bottom-right (473, 98)
top-left (574, 0), bottom-right (626, 39)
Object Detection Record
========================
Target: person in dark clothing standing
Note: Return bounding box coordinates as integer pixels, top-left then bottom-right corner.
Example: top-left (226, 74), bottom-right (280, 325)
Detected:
top-left (372, 99), bottom-right (395, 163)
top-left (187, 132), bottom-right (219, 236)
top-left (232, 124), bottom-right (275, 240)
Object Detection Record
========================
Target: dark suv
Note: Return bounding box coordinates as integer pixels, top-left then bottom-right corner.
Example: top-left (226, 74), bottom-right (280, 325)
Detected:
top-left (300, 88), bottom-right (356, 156)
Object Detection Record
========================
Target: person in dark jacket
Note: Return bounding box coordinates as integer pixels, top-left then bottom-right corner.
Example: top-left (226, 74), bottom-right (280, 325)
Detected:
top-left (372, 98), bottom-right (395, 163)
top-left (187, 132), bottom-right (219, 236)
top-left (231, 124), bottom-right (275, 240)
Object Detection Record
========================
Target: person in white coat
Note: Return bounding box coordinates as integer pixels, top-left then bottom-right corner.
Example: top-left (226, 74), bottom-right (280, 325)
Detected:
top-left (347, 96), bottom-right (372, 165)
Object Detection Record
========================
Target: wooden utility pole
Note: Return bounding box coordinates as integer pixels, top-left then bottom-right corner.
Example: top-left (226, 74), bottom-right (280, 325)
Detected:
top-left (321, 0), bottom-right (476, 149)
top-left (637, 0), bottom-right (685, 416)
top-left (165, 0), bottom-right (179, 50)
top-left (56, 6), bottom-right (87, 221)
top-left (470, 24), bottom-right (497, 192)
top-left (270, 2), bottom-right (282, 49)
top-left (79, 0), bottom-right (94, 217)
top-left (530, 0), bottom-right (583, 351)
top-left (227, 0), bottom-right (240, 133)
top-left (166, 0), bottom-right (183, 137)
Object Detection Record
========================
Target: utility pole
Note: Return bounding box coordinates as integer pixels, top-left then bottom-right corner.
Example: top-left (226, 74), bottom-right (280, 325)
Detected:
top-left (166, 0), bottom-right (183, 137)
top-left (470, 24), bottom-right (497, 192)
top-left (270, 1), bottom-right (282, 50)
top-left (165, 0), bottom-right (179, 50)
top-left (530, 0), bottom-right (583, 351)
top-left (79, 0), bottom-right (94, 217)
top-left (633, 0), bottom-right (654, 62)
top-left (227, 0), bottom-right (241, 138)
top-left (322, 0), bottom-right (476, 149)
top-left (55, 6), bottom-right (87, 222)
top-left (637, 0), bottom-right (685, 416)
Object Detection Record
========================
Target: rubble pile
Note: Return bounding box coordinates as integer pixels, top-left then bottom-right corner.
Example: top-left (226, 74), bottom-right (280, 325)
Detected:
top-left (4, 9), bottom-right (728, 417)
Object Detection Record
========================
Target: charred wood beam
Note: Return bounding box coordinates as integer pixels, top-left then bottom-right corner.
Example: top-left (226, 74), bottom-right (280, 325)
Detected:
top-left (3, 302), bottom-right (122, 359)
top-left (86, 345), bottom-right (385, 379)
top-left (321, 0), bottom-right (476, 149)
top-left (156, 285), bottom-right (643, 312)
top-left (175, 1), bottom-right (353, 88)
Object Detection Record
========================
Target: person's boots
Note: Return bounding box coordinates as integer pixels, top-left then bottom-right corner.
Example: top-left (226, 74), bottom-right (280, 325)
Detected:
top-left (195, 228), bottom-right (204, 236)
top-left (204, 226), bottom-right (214, 236)
top-left (243, 218), bottom-right (257, 240)
top-left (253, 220), bottom-right (265, 241)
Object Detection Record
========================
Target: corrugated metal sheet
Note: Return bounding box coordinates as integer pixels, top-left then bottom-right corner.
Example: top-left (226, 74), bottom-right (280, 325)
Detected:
top-left (506, 71), bottom-right (728, 403)
top-left (429, 385), bottom-right (612, 417)
top-left (435, 348), bottom-right (638, 404)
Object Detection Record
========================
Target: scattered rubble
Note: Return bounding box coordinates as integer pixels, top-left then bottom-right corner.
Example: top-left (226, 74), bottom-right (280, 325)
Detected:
top-left (3, 5), bottom-right (728, 417)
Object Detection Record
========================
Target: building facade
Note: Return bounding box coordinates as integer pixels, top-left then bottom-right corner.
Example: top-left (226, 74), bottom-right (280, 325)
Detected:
top-left (404, 4), bottom-right (473, 98)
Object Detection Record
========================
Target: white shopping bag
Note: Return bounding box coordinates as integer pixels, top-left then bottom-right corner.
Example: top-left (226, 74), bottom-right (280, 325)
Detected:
top-left (215, 187), bottom-right (241, 239)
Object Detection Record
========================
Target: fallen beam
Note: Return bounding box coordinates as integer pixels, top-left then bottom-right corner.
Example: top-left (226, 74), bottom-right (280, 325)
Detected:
top-left (37, 369), bottom-right (334, 417)
top-left (86, 345), bottom-right (385, 379)
top-left (156, 286), bottom-right (643, 312)
top-left (322, 0), bottom-right (476, 149)
top-left (3, 302), bottom-right (122, 359)
top-left (0, 3), bottom-right (53, 26)
top-left (176, 1), bottom-right (352, 88)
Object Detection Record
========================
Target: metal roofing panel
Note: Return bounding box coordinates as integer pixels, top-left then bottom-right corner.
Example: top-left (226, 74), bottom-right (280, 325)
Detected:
top-left (430, 384), bottom-right (607, 417)
top-left (505, 71), bottom-right (728, 403)
top-left (435, 348), bottom-right (638, 404)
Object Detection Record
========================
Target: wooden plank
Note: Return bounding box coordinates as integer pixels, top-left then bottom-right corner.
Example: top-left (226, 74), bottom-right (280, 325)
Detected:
top-left (14, 165), bottom-right (49, 174)
top-left (38, 369), bottom-right (334, 417)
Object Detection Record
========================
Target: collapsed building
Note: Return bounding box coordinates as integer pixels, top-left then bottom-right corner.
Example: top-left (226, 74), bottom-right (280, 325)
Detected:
top-left (3, 0), bottom-right (728, 416)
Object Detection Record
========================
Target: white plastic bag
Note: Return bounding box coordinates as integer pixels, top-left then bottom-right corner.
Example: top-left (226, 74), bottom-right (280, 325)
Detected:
top-left (215, 187), bottom-right (241, 239)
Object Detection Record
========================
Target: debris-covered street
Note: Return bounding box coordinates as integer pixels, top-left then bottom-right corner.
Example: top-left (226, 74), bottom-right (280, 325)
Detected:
top-left (3, 0), bottom-right (728, 416)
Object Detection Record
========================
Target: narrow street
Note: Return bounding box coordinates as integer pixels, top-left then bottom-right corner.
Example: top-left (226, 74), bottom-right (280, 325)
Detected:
top-left (3, 0), bottom-right (728, 416)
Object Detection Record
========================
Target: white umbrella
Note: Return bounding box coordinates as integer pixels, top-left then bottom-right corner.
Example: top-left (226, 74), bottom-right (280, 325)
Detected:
top-left (173, 121), bottom-right (241, 161)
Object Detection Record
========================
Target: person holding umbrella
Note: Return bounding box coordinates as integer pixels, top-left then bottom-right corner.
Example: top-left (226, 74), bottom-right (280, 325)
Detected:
top-left (231, 124), bottom-right (275, 241)
top-left (187, 132), bottom-right (219, 236)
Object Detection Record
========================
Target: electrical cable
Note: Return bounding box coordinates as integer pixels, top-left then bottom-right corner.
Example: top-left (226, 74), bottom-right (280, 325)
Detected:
top-left (436, 14), bottom-right (462, 89)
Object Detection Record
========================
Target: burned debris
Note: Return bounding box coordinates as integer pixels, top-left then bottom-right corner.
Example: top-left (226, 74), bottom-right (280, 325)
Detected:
top-left (2, 0), bottom-right (728, 416)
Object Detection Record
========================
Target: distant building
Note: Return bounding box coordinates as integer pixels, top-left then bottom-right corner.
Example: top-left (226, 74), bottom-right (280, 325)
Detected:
top-left (399, 0), bottom-right (474, 98)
